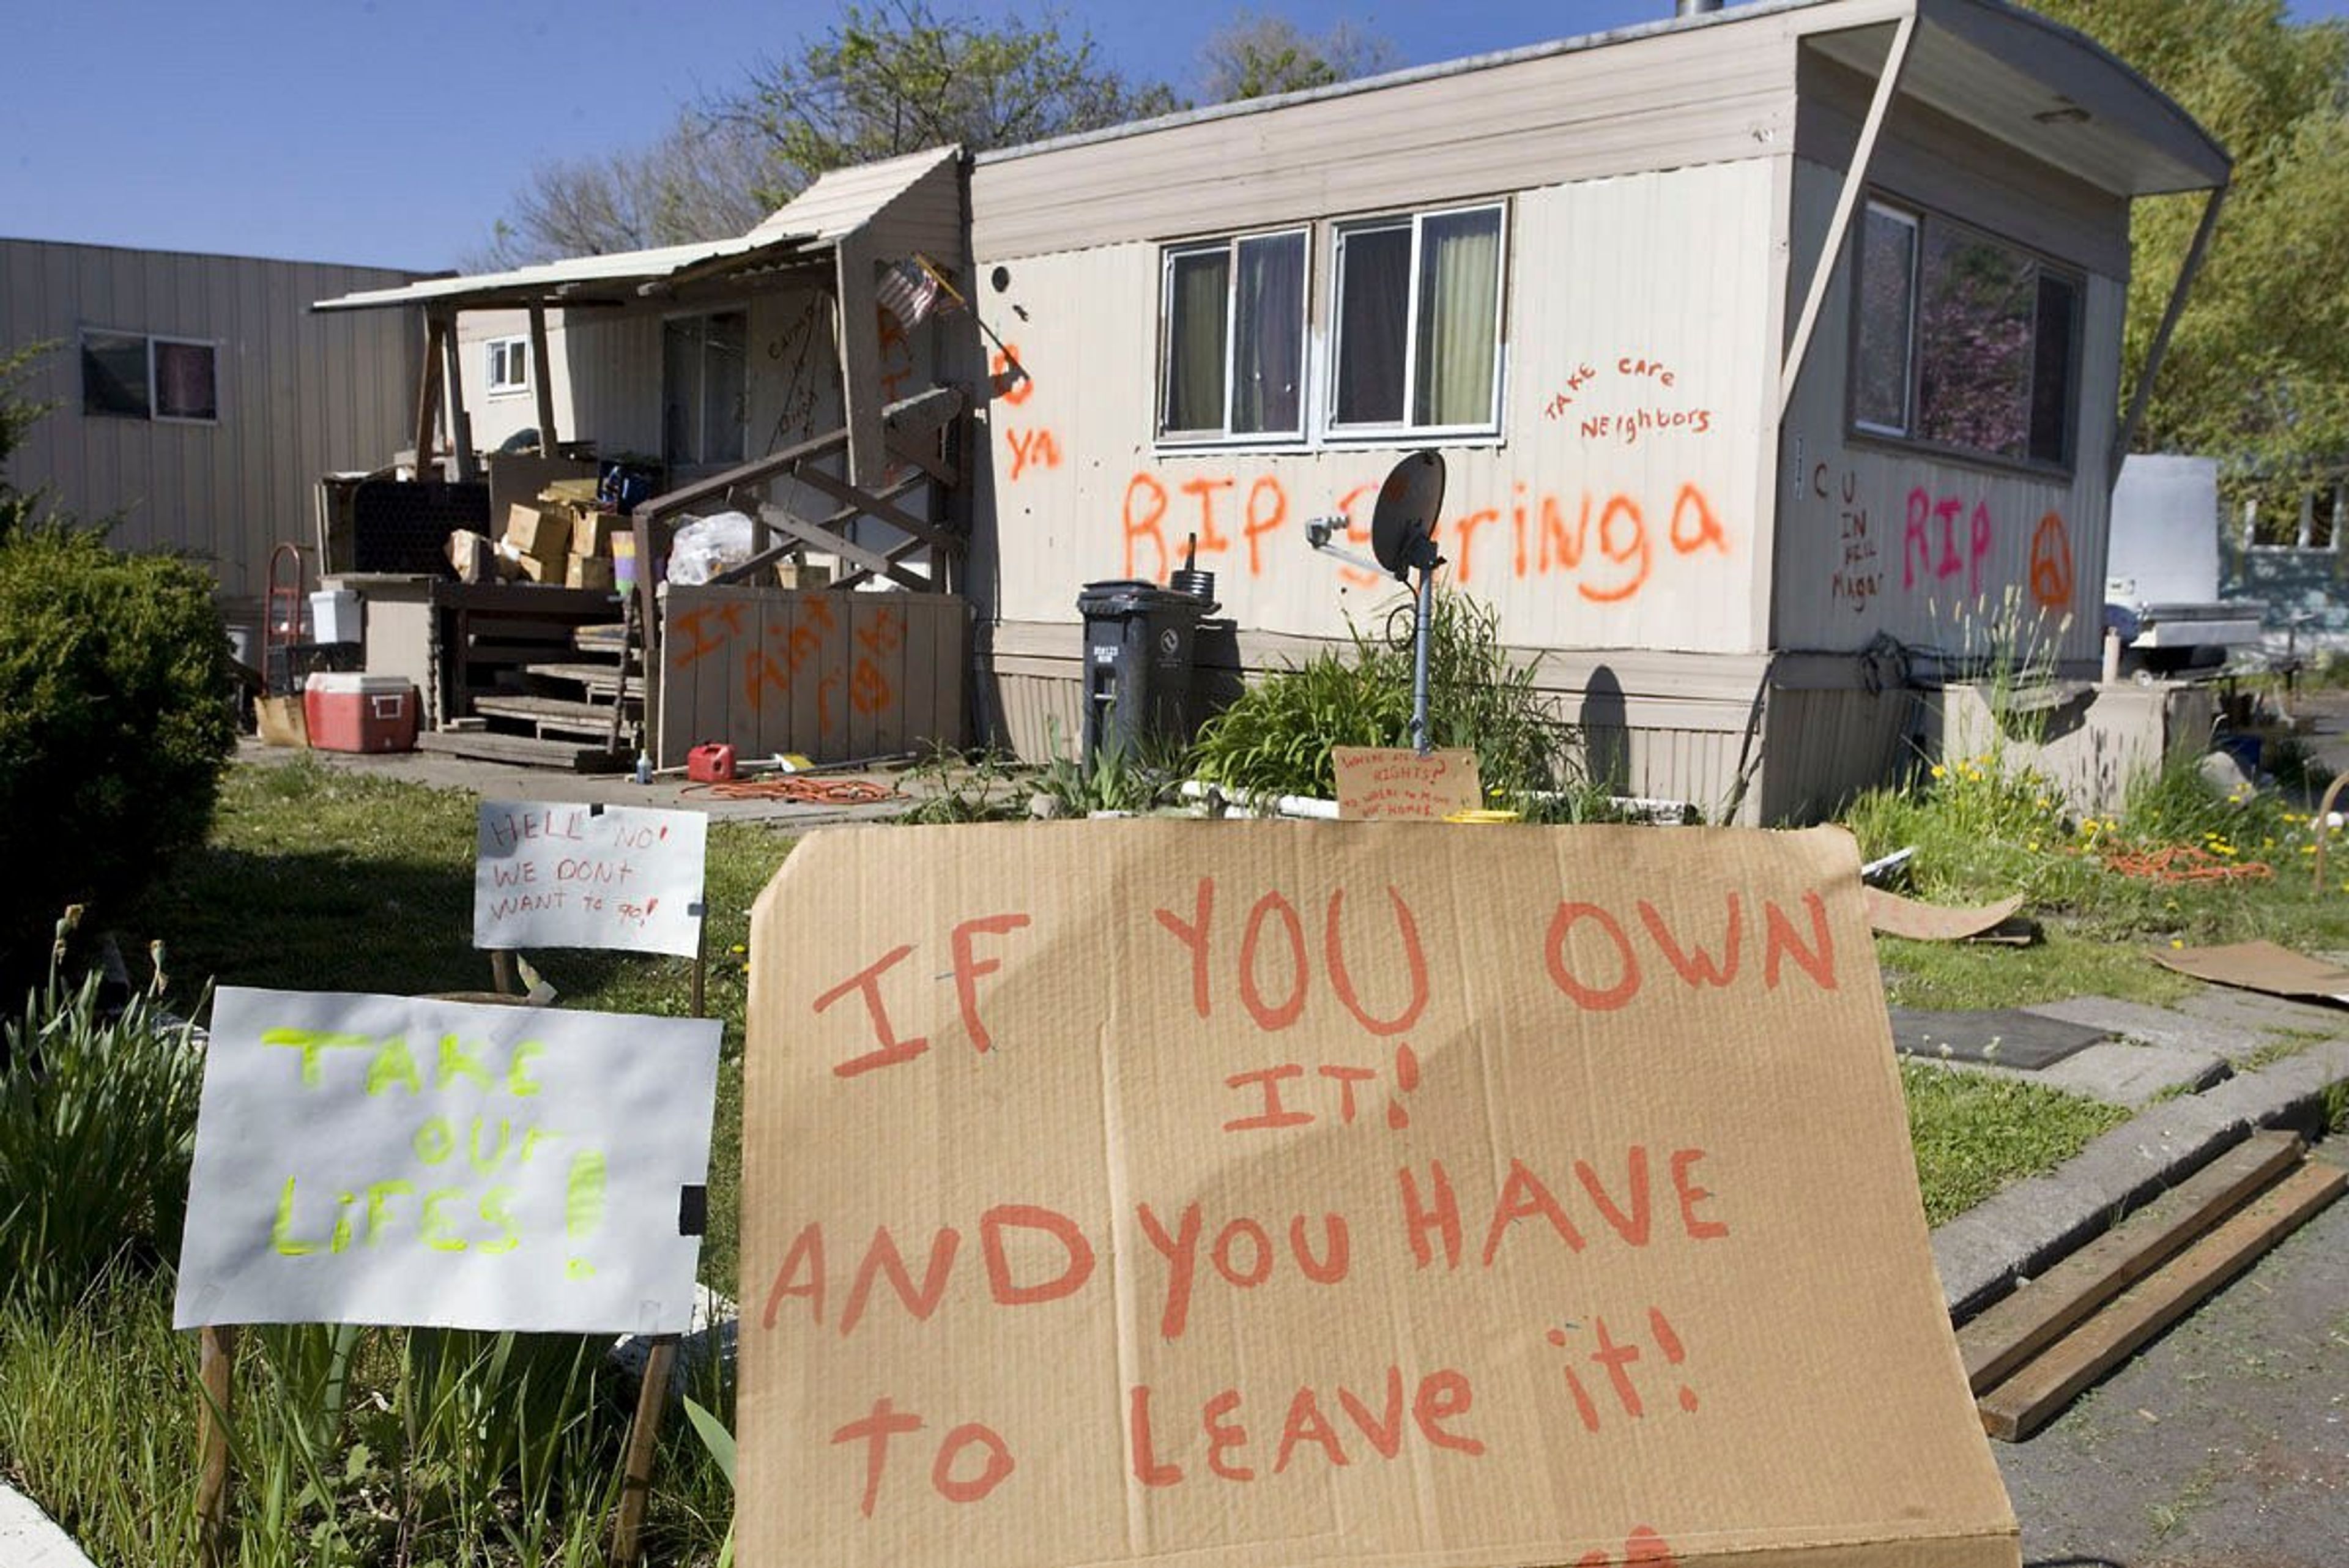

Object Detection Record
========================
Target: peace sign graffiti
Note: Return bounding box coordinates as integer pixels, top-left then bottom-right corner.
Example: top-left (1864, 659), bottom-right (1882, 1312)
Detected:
top-left (2029, 512), bottom-right (2074, 610)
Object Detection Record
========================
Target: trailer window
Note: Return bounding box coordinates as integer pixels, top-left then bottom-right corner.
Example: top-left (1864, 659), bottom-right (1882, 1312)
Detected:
top-left (1852, 200), bottom-right (2078, 470)
top-left (82, 330), bottom-right (216, 424)
top-left (1158, 229), bottom-right (1307, 442)
top-left (1329, 203), bottom-right (1504, 437)
top-left (486, 336), bottom-right (530, 396)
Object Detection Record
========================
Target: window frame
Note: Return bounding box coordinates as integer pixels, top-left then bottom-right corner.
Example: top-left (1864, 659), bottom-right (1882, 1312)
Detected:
top-left (81, 328), bottom-right (219, 426)
top-left (1154, 226), bottom-right (1311, 448)
top-left (1323, 199), bottom-right (1508, 445)
top-left (1847, 196), bottom-right (2082, 477)
top-left (485, 335), bottom-right (531, 397)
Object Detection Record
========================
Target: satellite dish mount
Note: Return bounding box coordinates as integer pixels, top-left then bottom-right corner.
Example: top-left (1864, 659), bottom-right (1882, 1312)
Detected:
top-left (1368, 451), bottom-right (1447, 755)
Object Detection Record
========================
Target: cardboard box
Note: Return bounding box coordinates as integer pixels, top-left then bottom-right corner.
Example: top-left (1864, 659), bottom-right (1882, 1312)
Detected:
top-left (254, 694), bottom-right (307, 748)
top-left (571, 510), bottom-right (625, 557)
top-left (447, 529), bottom-right (490, 584)
top-left (738, 824), bottom-right (2021, 1568)
top-left (774, 559), bottom-right (833, 590)
top-left (302, 673), bottom-right (417, 753)
top-left (513, 550), bottom-right (558, 584)
top-left (502, 502), bottom-right (571, 562)
top-left (539, 477), bottom-right (602, 507)
top-left (565, 552), bottom-right (615, 592)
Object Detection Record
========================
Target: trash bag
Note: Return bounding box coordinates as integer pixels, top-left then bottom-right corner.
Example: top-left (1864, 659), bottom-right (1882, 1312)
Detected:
top-left (667, 510), bottom-right (757, 585)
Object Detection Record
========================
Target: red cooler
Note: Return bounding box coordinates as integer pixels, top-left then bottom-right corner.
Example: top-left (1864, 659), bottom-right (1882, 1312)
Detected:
top-left (303, 673), bottom-right (418, 753)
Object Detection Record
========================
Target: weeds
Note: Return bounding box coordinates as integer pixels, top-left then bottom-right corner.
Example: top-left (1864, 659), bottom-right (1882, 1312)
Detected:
top-left (1194, 590), bottom-right (1578, 804)
top-left (895, 746), bottom-right (1031, 823)
top-left (0, 913), bottom-right (204, 1316)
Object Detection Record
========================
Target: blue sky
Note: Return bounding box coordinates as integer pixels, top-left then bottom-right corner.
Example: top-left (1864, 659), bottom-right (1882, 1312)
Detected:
top-left (6, 0), bottom-right (2347, 272)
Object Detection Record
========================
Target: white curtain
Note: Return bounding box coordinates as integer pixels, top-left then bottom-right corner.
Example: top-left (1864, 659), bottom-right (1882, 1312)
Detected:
top-left (1414, 208), bottom-right (1500, 428)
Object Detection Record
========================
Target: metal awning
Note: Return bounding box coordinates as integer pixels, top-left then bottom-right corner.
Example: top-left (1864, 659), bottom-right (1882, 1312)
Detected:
top-left (1805, 0), bottom-right (2230, 197)
top-left (312, 145), bottom-right (963, 313)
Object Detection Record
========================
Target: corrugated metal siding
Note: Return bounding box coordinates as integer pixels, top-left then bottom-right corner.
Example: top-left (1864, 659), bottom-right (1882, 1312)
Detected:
top-left (1774, 155), bottom-right (2123, 667)
top-left (973, 21), bottom-right (1802, 261)
top-left (0, 240), bottom-right (418, 599)
top-left (975, 158), bottom-right (1781, 655)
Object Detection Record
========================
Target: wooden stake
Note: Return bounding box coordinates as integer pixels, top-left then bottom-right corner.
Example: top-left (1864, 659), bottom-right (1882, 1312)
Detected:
top-left (195, 1325), bottom-right (237, 1568)
top-left (609, 1334), bottom-right (679, 1568)
top-left (690, 917), bottom-right (707, 1020)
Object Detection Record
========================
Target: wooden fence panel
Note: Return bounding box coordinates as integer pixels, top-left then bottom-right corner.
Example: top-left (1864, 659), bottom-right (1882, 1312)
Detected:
top-left (658, 587), bottom-right (967, 766)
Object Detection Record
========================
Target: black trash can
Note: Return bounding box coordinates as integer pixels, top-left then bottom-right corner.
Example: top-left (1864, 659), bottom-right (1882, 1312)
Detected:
top-left (1077, 579), bottom-right (1212, 764)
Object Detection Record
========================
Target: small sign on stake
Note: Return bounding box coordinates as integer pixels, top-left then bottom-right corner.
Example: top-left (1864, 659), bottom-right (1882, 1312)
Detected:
top-left (1331, 746), bottom-right (1483, 820)
top-left (473, 800), bottom-right (707, 959)
top-left (174, 987), bottom-right (719, 1334)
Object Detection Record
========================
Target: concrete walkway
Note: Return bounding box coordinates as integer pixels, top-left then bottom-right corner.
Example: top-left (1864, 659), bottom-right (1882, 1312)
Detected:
top-left (0, 1481), bottom-right (95, 1568)
top-left (1916, 992), bottom-right (2349, 1318)
top-left (235, 735), bottom-right (942, 828)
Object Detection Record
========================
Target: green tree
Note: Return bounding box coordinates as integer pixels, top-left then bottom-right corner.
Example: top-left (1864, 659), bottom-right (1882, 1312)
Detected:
top-left (0, 343), bottom-right (54, 541)
top-left (2032, 0), bottom-right (2349, 478)
top-left (721, 1), bottom-right (1182, 207)
top-left (1198, 12), bottom-right (1398, 102)
top-left (473, 113), bottom-right (773, 268)
top-left (0, 352), bottom-right (235, 975)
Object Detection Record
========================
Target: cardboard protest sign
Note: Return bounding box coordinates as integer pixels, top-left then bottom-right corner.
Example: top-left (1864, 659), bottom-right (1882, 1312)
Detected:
top-left (474, 801), bottom-right (707, 959)
top-left (1331, 746), bottom-right (1483, 820)
top-left (739, 823), bottom-right (2017, 1568)
top-left (176, 988), bottom-right (718, 1334)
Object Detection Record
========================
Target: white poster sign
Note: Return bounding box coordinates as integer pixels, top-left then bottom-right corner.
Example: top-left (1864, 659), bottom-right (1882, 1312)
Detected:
top-left (174, 988), bottom-right (719, 1334)
top-left (473, 801), bottom-right (707, 958)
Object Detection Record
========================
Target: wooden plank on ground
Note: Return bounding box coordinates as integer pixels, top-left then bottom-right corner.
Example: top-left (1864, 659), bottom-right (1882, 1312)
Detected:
top-left (1978, 1159), bottom-right (2347, 1442)
top-left (1958, 1130), bottom-right (2306, 1394)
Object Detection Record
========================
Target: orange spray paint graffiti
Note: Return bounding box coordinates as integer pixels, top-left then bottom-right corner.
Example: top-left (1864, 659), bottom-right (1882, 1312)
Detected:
top-left (2028, 511), bottom-right (2074, 611)
top-left (1121, 470), bottom-right (1729, 603)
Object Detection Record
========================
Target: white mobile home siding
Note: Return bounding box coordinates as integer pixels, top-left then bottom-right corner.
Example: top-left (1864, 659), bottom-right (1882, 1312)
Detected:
top-left (0, 240), bottom-right (420, 601)
top-left (1758, 49), bottom-right (2132, 819)
top-left (968, 18), bottom-right (1811, 810)
top-left (975, 158), bottom-right (1781, 650)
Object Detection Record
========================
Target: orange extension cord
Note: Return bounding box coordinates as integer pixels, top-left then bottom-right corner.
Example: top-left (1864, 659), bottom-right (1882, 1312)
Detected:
top-left (2099, 844), bottom-right (2273, 883)
top-left (680, 776), bottom-right (898, 806)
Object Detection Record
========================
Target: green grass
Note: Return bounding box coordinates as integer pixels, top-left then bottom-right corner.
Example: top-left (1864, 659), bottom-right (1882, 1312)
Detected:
top-left (126, 756), bottom-right (782, 1298)
top-left (1901, 1062), bottom-right (2131, 1225)
top-left (0, 1271), bottom-right (735, 1567)
top-left (12, 745), bottom-right (2278, 1565)
top-left (1846, 746), bottom-right (2349, 1011)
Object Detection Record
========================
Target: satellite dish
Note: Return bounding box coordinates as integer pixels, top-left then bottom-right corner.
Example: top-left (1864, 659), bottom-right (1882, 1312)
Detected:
top-left (1370, 451), bottom-right (1445, 581)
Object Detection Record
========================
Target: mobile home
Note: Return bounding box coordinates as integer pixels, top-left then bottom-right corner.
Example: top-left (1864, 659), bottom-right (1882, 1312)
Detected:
top-left (0, 239), bottom-right (423, 604)
top-left (962, 0), bottom-right (2227, 819)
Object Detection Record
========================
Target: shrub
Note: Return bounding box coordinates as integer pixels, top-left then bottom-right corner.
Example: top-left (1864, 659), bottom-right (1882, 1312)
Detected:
top-left (1193, 591), bottom-right (1579, 805)
top-left (0, 523), bottom-right (236, 970)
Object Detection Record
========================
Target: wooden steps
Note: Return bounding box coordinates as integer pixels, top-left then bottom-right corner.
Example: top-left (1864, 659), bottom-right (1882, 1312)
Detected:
top-left (417, 728), bottom-right (632, 773)
top-left (1963, 1132), bottom-right (2344, 1442)
top-left (472, 692), bottom-right (633, 740)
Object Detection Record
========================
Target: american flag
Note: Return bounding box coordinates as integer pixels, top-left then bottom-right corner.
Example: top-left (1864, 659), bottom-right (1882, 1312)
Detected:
top-left (875, 256), bottom-right (941, 332)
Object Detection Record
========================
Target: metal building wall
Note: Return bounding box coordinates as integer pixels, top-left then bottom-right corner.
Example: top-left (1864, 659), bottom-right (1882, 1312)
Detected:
top-left (0, 240), bottom-right (420, 601)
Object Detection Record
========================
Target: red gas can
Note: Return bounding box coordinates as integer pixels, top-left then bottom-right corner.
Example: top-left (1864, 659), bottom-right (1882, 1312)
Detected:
top-left (687, 743), bottom-right (737, 782)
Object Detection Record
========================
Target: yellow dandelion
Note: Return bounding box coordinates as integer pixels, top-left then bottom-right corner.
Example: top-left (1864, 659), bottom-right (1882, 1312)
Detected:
top-left (1930, 764), bottom-right (1947, 779)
